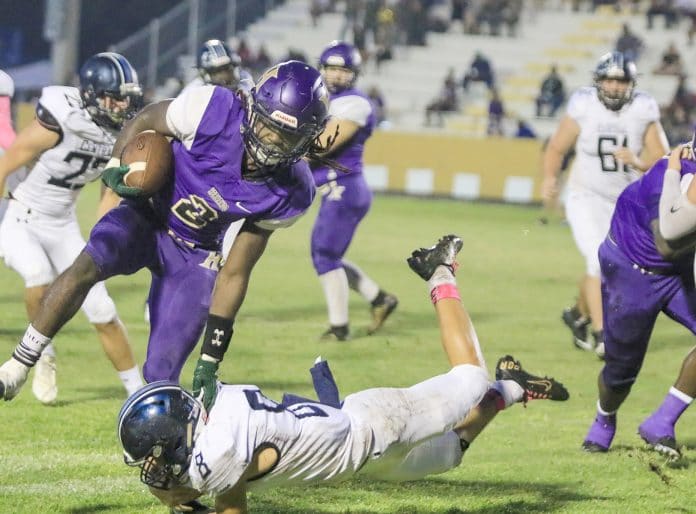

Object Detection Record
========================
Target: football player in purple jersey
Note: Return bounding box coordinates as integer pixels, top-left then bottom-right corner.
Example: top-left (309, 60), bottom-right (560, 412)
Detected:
top-left (0, 61), bottom-right (331, 415)
top-left (310, 41), bottom-right (398, 341)
top-left (582, 143), bottom-right (696, 459)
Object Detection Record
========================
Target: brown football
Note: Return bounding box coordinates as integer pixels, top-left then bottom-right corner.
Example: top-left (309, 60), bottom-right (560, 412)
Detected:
top-left (120, 130), bottom-right (173, 195)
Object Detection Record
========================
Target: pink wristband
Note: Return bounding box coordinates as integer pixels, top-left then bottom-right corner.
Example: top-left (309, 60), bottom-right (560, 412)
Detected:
top-left (430, 283), bottom-right (461, 304)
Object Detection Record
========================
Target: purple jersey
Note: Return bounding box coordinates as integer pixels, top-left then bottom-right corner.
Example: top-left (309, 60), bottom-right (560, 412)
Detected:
top-left (153, 86), bottom-right (314, 249)
top-left (610, 156), bottom-right (696, 271)
top-left (311, 88), bottom-right (376, 187)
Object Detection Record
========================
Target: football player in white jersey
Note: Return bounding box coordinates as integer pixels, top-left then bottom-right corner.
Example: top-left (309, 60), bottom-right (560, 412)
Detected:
top-left (541, 51), bottom-right (669, 359)
top-left (118, 235), bottom-right (569, 514)
top-left (0, 69), bottom-right (19, 230)
top-left (0, 52), bottom-right (145, 404)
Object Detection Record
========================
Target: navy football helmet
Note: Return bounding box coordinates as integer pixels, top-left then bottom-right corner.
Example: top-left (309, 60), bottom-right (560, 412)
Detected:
top-left (117, 381), bottom-right (201, 490)
top-left (593, 51), bottom-right (637, 111)
top-left (79, 52), bottom-right (143, 130)
top-left (197, 39), bottom-right (242, 89)
top-left (318, 40), bottom-right (362, 93)
top-left (242, 60), bottom-right (330, 170)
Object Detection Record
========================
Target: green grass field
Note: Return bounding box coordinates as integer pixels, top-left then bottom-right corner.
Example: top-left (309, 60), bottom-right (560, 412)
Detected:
top-left (1, 185), bottom-right (695, 513)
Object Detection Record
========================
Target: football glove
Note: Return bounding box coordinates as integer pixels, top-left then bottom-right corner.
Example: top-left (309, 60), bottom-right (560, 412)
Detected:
top-left (101, 165), bottom-right (144, 198)
top-left (192, 357), bottom-right (219, 411)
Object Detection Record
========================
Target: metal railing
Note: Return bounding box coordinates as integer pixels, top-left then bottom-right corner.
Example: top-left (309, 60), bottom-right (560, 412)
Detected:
top-left (109, 0), bottom-right (282, 89)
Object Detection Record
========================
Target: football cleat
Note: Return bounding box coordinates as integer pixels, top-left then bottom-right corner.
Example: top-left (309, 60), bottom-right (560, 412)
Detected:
top-left (495, 355), bottom-right (569, 401)
top-left (170, 499), bottom-right (215, 513)
top-left (320, 325), bottom-right (350, 342)
top-left (561, 307), bottom-right (593, 351)
top-left (367, 293), bottom-right (398, 335)
top-left (638, 416), bottom-right (681, 460)
top-left (407, 234), bottom-right (463, 281)
top-left (32, 352), bottom-right (58, 405)
top-left (582, 413), bottom-right (616, 453)
top-left (0, 357), bottom-right (30, 401)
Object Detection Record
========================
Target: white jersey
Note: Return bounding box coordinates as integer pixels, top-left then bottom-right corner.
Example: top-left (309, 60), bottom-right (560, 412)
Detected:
top-left (188, 385), bottom-right (369, 495)
top-left (188, 365), bottom-right (489, 496)
top-left (12, 86), bottom-right (115, 217)
top-left (566, 87), bottom-right (660, 201)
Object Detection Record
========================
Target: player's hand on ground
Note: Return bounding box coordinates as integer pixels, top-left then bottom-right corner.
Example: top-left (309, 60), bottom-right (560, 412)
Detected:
top-left (101, 164), bottom-right (143, 198)
top-left (192, 357), bottom-right (219, 411)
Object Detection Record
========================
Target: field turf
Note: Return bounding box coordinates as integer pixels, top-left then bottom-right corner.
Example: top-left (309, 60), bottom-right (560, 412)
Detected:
top-left (0, 185), bottom-right (695, 513)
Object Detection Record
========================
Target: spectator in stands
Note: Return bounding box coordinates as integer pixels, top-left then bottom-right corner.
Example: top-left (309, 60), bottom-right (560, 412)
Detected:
top-left (487, 89), bottom-right (505, 136)
top-left (254, 45), bottom-right (273, 76)
top-left (615, 23), bottom-right (644, 62)
top-left (476, 0), bottom-right (506, 36)
top-left (646, 0), bottom-right (678, 29)
top-left (428, 0), bottom-right (452, 32)
top-left (462, 52), bottom-right (495, 92)
top-left (535, 65), bottom-right (566, 117)
top-left (367, 85), bottom-right (388, 127)
top-left (236, 38), bottom-right (254, 68)
top-left (375, 2), bottom-right (397, 69)
top-left (515, 119), bottom-right (536, 139)
top-left (503, 0), bottom-right (523, 37)
top-left (653, 42), bottom-right (683, 76)
top-left (425, 69), bottom-right (459, 126)
top-left (403, 0), bottom-right (427, 46)
top-left (668, 74), bottom-right (696, 122)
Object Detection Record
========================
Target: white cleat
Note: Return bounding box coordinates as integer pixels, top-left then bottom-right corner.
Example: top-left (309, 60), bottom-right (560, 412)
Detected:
top-left (0, 358), bottom-right (30, 401)
top-left (32, 353), bottom-right (57, 405)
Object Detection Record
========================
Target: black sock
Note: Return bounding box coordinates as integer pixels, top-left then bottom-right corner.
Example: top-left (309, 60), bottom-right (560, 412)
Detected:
top-left (371, 290), bottom-right (387, 307)
top-left (459, 438), bottom-right (471, 453)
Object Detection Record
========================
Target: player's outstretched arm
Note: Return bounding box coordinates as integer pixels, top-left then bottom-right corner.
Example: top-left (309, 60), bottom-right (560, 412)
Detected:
top-left (541, 115), bottom-right (579, 202)
top-left (0, 119), bottom-right (58, 196)
top-left (193, 221), bottom-right (273, 410)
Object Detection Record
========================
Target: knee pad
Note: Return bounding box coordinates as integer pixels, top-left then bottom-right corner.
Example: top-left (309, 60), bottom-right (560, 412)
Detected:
top-left (81, 282), bottom-right (118, 324)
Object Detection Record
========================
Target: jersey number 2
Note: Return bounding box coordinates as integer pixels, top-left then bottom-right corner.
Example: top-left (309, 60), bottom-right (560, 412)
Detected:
top-left (48, 151), bottom-right (109, 189)
top-left (597, 136), bottom-right (629, 172)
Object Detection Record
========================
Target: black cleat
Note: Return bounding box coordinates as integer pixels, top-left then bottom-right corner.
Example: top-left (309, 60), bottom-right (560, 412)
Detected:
top-left (368, 293), bottom-right (399, 334)
top-left (407, 234), bottom-right (463, 281)
top-left (495, 355), bottom-right (569, 402)
top-left (170, 499), bottom-right (215, 513)
top-left (562, 307), bottom-right (593, 351)
top-left (320, 325), bottom-right (350, 342)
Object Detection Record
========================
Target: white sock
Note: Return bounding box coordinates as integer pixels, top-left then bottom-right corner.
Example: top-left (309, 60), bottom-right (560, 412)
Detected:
top-left (319, 268), bottom-right (349, 326)
top-left (669, 386), bottom-right (694, 404)
top-left (597, 400), bottom-right (616, 416)
top-left (42, 343), bottom-right (56, 358)
top-left (492, 380), bottom-right (525, 407)
top-left (427, 265), bottom-right (456, 291)
top-left (14, 324), bottom-right (52, 367)
top-left (343, 260), bottom-right (380, 302)
top-left (119, 366), bottom-right (144, 396)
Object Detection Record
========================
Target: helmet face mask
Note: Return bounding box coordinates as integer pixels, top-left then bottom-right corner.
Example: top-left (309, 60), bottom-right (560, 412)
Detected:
top-left (593, 51), bottom-right (637, 111)
top-left (118, 381), bottom-right (201, 490)
top-left (319, 41), bottom-right (361, 93)
top-left (242, 61), bottom-right (330, 171)
top-left (79, 52), bottom-right (143, 130)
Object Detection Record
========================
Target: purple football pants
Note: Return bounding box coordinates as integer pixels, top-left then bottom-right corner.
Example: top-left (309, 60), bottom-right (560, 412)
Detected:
top-left (84, 201), bottom-right (219, 382)
top-left (311, 173), bottom-right (372, 275)
top-left (599, 238), bottom-right (696, 389)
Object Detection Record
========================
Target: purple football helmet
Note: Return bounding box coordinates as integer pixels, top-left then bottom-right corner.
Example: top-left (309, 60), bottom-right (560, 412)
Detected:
top-left (593, 51), bottom-right (637, 111)
top-left (319, 40), bottom-right (362, 93)
top-left (243, 60), bottom-right (330, 170)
